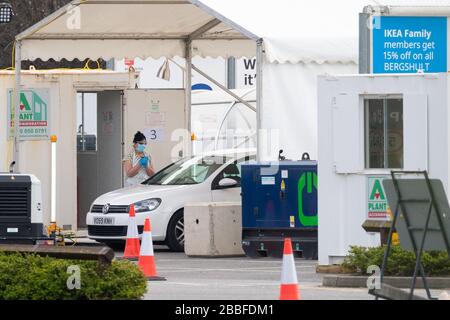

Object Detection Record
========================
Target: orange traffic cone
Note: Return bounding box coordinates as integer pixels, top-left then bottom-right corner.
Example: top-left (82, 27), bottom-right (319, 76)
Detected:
top-left (138, 218), bottom-right (166, 281)
top-left (279, 238), bottom-right (301, 300)
top-left (123, 204), bottom-right (140, 260)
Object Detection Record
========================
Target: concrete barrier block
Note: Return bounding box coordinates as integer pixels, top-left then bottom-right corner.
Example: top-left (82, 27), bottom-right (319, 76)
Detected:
top-left (185, 202), bottom-right (245, 257)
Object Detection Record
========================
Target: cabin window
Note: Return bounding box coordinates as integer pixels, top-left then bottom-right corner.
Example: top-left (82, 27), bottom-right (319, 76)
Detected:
top-left (364, 97), bottom-right (403, 169)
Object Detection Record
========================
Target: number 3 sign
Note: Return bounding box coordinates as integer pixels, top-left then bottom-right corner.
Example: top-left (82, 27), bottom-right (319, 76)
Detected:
top-left (143, 128), bottom-right (165, 142)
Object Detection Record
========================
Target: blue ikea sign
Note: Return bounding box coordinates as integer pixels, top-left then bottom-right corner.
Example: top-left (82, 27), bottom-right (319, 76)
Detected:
top-left (372, 16), bottom-right (447, 73)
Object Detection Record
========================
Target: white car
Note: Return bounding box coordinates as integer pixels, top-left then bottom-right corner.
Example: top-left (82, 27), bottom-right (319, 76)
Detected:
top-left (86, 149), bottom-right (256, 251)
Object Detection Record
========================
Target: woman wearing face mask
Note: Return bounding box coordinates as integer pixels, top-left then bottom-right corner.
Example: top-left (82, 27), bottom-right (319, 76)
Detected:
top-left (123, 131), bottom-right (155, 187)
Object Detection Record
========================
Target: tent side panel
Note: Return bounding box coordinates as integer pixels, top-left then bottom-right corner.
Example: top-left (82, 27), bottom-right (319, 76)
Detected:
top-left (21, 39), bottom-right (186, 61)
top-left (260, 62), bottom-right (357, 161)
top-left (21, 39), bottom-right (257, 61)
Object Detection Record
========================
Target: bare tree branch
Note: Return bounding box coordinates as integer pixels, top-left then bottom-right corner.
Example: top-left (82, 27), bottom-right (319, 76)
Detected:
top-left (0, 0), bottom-right (105, 69)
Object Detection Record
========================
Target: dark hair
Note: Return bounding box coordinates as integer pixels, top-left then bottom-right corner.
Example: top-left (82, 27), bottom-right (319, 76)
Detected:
top-left (133, 131), bottom-right (146, 143)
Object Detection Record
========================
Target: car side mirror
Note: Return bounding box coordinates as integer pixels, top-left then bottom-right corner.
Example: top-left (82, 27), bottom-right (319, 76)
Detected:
top-left (218, 178), bottom-right (238, 189)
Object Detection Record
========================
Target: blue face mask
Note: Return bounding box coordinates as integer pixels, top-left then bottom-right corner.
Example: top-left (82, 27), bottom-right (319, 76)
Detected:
top-left (136, 143), bottom-right (146, 153)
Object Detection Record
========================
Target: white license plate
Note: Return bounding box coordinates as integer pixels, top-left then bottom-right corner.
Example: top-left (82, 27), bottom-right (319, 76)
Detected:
top-left (93, 217), bottom-right (115, 225)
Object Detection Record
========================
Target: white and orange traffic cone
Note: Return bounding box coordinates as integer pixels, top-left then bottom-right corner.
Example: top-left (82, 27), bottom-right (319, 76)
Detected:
top-left (138, 217), bottom-right (166, 281)
top-left (279, 238), bottom-right (301, 300)
top-left (123, 204), bottom-right (140, 260)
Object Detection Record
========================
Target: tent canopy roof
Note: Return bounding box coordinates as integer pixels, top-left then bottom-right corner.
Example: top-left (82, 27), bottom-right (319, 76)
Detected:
top-left (18, 0), bottom-right (259, 41)
top-left (17, 0), bottom-right (260, 62)
top-left (16, 0), bottom-right (365, 64)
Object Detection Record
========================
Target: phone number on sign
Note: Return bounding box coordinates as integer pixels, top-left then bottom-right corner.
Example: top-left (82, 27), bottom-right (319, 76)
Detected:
top-left (20, 128), bottom-right (48, 135)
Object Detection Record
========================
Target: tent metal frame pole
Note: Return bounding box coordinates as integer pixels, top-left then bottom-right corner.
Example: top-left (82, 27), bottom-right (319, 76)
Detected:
top-left (190, 0), bottom-right (259, 41)
top-left (185, 40), bottom-right (193, 157)
top-left (256, 39), bottom-right (263, 162)
top-left (187, 18), bottom-right (221, 41)
top-left (25, 35), bottom-right (250, 40)
top-left (81, 93), bottom-right (86, 151)
top-left (184, 16), bottom-right (230, 157)
top-left (191, 64), bottom-right (256, 113)
top-left (13, 41), bottom-right (22, 173)
top-left (213, 89), bottom-right (256, 151)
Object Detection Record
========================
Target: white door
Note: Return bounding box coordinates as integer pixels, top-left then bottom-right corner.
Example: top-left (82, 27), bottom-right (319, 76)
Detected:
top-left (97, 91), bottom-right (123, 194)
top-left (123, 89), bottom-right (186, 173)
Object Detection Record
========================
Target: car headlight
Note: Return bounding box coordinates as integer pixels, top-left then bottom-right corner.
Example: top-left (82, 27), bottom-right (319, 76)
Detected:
top-left (134, 198), bottom-right (161, 213)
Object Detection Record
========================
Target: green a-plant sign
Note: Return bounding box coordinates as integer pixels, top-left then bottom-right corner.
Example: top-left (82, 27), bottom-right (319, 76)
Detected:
top-left (367, 176), bottom-right (389, 219)
top-left (7, 89), bottom-right (50, 140)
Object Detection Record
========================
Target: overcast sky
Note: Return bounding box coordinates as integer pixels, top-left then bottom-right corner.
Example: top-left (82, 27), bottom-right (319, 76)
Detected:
top-left (200, 0), bottom-right (374, 38)
top-left (201, 0), bottom-right (450, 38)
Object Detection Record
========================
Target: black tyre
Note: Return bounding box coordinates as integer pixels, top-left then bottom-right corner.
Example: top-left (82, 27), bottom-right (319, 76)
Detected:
top-left (166, 210), bottom-right (185, 252)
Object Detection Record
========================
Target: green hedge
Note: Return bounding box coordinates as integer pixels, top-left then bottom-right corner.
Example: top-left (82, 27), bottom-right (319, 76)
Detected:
top-left (0, 253), bottom-right (148, 300)
top-left (342, 246), bottom-right (450, 277)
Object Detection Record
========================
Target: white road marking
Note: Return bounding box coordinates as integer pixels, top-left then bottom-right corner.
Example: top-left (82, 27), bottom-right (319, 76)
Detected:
top-left (148, 282), bottom-right (208, 287)
top-left (148, 281), bottom-right (368, 293)
top-left (156, 258), bottom-right (317, 265)
top-left (157, 266), bottom-right (313, 271)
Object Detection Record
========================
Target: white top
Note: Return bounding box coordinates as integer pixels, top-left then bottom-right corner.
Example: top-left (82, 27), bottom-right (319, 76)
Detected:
top-left (123, 148), bottom-right (151, 187)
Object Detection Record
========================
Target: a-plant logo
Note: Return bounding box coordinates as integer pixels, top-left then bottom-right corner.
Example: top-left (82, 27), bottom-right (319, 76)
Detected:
top-left (297, 172), bottom-right (318, 227)
top-left (8, 89), bottom-right (50, 139)
top-left (368, 177), bottom-right (389, 219)
top-left (369, 179), bottom-right (385, 201)
top-left (19, 91), bottom-right (47, 121)
top-left (19, 92), bottom-right (30, 111)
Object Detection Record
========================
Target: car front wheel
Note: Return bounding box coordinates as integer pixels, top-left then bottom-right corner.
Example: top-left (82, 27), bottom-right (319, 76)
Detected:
top-left (166, 210), bottom-right (185, 252)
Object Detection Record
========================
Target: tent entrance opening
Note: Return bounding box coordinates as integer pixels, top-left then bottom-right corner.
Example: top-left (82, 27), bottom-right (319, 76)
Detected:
top-left (76, 91), bottom-right (123, 228)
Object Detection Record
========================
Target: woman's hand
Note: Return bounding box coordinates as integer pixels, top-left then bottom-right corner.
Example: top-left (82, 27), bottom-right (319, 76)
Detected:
top-left (124, 155), bottom-right (154, 178)
top-left (140, 156), bottom-right (149, 168)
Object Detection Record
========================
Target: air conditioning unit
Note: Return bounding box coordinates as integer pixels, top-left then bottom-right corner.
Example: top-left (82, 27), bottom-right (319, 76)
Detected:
top-left (0, 172), bottom-right (50, 244)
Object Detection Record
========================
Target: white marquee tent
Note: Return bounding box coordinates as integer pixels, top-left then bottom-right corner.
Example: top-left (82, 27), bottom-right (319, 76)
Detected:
top-left (13, 0), bottom-right (445, 166)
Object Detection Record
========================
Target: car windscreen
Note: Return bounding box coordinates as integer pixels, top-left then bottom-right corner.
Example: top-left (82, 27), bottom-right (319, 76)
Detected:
top-left (143, 156), bottom-right (232, 185)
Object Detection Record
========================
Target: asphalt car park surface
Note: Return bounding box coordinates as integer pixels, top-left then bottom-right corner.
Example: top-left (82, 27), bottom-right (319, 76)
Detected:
top-left (83, 238), bottom-right (448, 300)
top-left (115, 246), bottom-right (375, 300)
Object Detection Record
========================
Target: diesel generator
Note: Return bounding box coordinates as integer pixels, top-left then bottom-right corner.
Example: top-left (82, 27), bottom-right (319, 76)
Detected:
top-left (0, 170), bottom-right (49, 244)
top-left (241, 154), bottom-right (318, 259)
